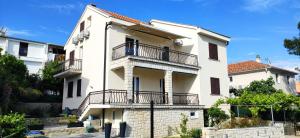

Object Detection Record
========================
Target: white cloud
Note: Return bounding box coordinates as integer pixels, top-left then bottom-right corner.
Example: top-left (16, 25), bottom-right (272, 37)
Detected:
top-left (247, 52), bottom-right (257, 56)
top-left (36, 2), bottom-right (84, 14)
top-left (243, 0), bottom-right (285, 12)
top-left (6, 28), bottom-right (35, 37)
top-left (56, 28), bottom-right (69, 35)
top-left (271, 59), bottom-right (300, 71)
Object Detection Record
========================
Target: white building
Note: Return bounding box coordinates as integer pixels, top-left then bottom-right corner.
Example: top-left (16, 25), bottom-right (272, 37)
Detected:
top-left (0, 36), bottom-right (64, 74)
top-left (228, 56), bottom-right (298, 95)
top-left (55, 4), bottom-right (230, 137)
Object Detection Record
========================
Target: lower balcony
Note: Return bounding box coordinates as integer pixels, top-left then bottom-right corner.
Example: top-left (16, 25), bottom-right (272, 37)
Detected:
top-left (77, 89), bottom-right (199, 116)
top-left (54, 59), bottom-right (82, 78)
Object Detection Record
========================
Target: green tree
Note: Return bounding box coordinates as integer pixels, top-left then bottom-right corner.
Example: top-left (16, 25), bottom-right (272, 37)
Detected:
top-left (207, 107), bottom-right (229, 127)
top-left (0, 113), bottom-right (26, 137)
top-left (0, 54), bottom-right (27, 114)
top-left (283, 22), bottom-right (300, 56)
top-left (244, 77), bottom-right (277, 94)
top-left (41, 61), bottom-right (63, 95)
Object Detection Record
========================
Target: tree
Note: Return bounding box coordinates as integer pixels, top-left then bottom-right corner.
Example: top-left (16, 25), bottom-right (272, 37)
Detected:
top-left (243, 77), bottom-right (277, 94)
top-left (0, 54), bottom-right (28, 114)
top-left (207, 107), bottom-right (229, 127)
top-left (41, 61), bottom-right (63, 95)
top-left (283, 22), bottom-right (300, 56)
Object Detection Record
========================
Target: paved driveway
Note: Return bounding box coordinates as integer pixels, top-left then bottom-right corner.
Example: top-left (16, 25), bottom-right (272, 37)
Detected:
top-left (50, 132), bottom-right (105, 138)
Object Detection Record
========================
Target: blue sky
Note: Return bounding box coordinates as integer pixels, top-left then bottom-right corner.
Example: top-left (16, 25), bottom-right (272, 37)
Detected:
top-left (0, 0), bottom-right (299, 70)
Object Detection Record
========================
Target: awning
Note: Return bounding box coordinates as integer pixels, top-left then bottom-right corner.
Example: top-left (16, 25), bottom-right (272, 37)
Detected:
top-left (127, 24), bottom-right (186, 40)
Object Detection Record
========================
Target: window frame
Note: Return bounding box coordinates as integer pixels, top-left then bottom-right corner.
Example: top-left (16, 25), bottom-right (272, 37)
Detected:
top-left (208, 43), bottom-right (218, 60)
top-left (19, 42), bottom-right (28, 57)
top-left (77, 79), bottom-right (81, 97)
top-left (210, 77), bottom-right (220, 95)
top-left (67, 81), bottom-right (73, 98)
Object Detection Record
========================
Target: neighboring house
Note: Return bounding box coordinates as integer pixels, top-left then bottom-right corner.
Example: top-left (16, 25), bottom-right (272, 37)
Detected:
top-left (228, 56), bottom-right (298, 95)
top-left (54, 4), bottom-right (230, 137)
top-left (0, 36), bottom-right (65, 74)
top-left (296, 82), bottom-right (300, 95)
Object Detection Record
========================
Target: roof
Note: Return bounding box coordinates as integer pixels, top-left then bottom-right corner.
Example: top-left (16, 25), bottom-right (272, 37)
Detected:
top-left (228, 60), bottom-right (298, 75)
top-left (296, 82), bottom-right (300, 94)
top-left (96, 8), bottom-right (142, 24)
top-left (0, 35), bottom-right (63, 46)
top-left (228, 61), bottom-right (269, 75)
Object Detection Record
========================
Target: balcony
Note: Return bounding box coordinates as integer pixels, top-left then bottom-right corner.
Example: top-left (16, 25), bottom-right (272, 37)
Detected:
top-left (112, 42), bottom-right (198, 67)
top-left (77, 89), bottom-right (199, 116)
top-left (53, 59), bottom-right (82, 78)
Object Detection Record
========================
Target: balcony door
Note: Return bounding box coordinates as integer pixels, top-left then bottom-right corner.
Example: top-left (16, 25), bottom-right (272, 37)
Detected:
top-left (133, 76), bottom-right (140, 103)
top-left (162, 46), bottom-right (169, 61)
top-left (125, 38), bottom-right (139, 56)
top-left (160, 79), bottom-right (166, 104)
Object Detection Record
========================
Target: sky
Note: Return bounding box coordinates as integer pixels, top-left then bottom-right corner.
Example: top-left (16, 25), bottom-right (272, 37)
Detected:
top-left (0, 0), bottom-right (299, 71)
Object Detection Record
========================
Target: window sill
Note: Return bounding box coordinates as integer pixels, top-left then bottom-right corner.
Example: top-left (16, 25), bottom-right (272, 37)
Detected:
top-left (208, 58), bottom-right (220, 62)
top-left (210, 94), bottom-right (221, 96)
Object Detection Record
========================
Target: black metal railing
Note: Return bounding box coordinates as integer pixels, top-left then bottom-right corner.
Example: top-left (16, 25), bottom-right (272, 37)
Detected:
top-left (77, 89), bottom-right (128, 116)
top-left (133, 91), bottom-right (168, 104)
top-left (55, 59), bottom-right (82, 74)
top-left (112, 42), bottom-right (198, 66)
top-left (173, 93), bottom-right (199, 105)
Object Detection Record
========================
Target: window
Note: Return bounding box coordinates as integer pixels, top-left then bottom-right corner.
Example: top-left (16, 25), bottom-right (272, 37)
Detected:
top-left (209, 43), bottom-right (218, 60)
top-left (80, 21), bottom-right (85, 32)
top-left (87, 16), bottom-right (92, 28)
top-left (210, 77), bottom-right (220, 95)
top-left (67, 81), bottom-right (73, 98)
top-left (19, 42), bottom-right (28, 56)
top-left (77, 79), bottom-right (81, 96)
top-left (229, 76), bottom-right (233, 82)
top-left (275, 74), bottom-right (280, 83)
top-left (112, 111), bottom-right (116, 120)
top-left (287, 76), bottom-right (290, 84)
top-left (69, 50), bottom-right (75, 65)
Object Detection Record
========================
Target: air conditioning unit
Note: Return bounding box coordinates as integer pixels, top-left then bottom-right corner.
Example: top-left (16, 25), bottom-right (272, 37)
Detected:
top-left (72, 36), bottom-right (79, 44)
top-left (83, 30), bottom-right (90, 38)
top-left (78, 33), bottom-right (84, 41)
top-left (174, 39), bottom-right (183, 46)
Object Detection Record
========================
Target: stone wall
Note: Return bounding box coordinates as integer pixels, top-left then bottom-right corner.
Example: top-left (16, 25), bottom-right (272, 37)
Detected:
top-left (123, 107), bottom-right (204, 138)
top-left (202, 124), bottom-right (284, 138)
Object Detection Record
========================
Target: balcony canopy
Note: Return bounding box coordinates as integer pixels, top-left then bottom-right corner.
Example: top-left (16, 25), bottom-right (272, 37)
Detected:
top-left (128, 24), bottom-right (186, 40)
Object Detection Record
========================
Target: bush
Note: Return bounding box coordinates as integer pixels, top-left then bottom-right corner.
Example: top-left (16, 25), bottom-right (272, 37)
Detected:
top-left (190, 128), bottom-right (201, 138)
top-left (219, 117), bottom-right (269, 129)
top-left (208, 107), bottom-right (229, 127)
top-left (0, 113), bottom-right (26, 138)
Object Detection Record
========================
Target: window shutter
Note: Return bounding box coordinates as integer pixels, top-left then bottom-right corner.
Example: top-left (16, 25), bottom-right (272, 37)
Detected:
top-left (69, 50), bottom-right (75, 65)
top-left (209, 43), bottom-right (218, 60)
top-left (77, 79), bottom-right (81, 96)
top-left (80, 21), bottom-right (85, 32)
top-left (67, 81), bottom-right (73, 98)
top-left (210, 77), bottom-right (220, 95)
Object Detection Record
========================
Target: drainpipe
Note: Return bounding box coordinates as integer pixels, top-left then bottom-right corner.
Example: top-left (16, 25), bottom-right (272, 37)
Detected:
top-left (102, 21), bottom-right (112, 129)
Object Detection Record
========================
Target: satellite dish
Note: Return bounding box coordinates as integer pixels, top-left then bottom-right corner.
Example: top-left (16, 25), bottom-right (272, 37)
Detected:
top-left (174, 39), bottom-right (183, 46)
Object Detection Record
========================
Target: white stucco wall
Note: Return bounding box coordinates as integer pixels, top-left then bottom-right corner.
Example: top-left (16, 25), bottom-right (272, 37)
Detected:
top-left (229, 70), bottom-right (268, 89)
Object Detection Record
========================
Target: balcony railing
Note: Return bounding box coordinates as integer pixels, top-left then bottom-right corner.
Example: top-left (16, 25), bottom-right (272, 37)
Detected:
top-left (173, 93), bottom-right (199, 105)
top-left (55, 59), bottom-right (82, 74)
top-left (133, 91), bottom-right (168, 104)
top-left (112, 42), bottom-right (198, 66)
top-left (77, 90), bottom-right (199, 116)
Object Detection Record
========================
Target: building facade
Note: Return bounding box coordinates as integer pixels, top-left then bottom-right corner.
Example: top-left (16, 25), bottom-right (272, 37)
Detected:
top-left (228, 56), bottom-right (298, 95)
top-left (0, 36), bottom-right (64, 74)
top-left (55, 5), bottom-right (230, 137)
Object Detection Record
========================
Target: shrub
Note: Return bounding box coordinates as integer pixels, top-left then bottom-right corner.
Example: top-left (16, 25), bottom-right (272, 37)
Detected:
top-left (86, 125), bottom-right (95, 133)
top-left (219, 117), bottom-right (269, 129)
top-left (208, 107), bottom-right (229, 127)
top-left (0, 113), bottom-right (26, 138)
top-left (190, 128), bottom-right (201, 138)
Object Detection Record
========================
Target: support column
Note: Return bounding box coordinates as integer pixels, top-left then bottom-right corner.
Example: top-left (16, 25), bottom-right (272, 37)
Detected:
top-left (165, 70), bottom-right (173, 105)
top-left (124, 63), bottom-right (134, 103)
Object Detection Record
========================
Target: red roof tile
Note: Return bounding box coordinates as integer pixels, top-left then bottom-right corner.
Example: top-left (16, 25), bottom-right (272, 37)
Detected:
top-left (98, 8), bottom-right (141, 24)
top-left (228, 61), bottom-right (269, 75)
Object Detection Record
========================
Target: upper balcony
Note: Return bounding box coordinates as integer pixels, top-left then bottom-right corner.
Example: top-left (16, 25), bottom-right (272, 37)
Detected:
top-left (112, 42), bottom-right (198, 67)
top-left (54, 59), bottom-right (82, 78)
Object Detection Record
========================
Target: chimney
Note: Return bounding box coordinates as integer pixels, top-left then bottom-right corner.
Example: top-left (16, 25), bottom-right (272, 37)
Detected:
top-left (256, 55), bottom-right (261, 63)
top-left (90, 4), bottom-right (96, 7)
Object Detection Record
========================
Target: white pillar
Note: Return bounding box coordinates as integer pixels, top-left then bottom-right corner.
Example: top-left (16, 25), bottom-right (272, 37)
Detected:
top-left (124, 63), bottom-right (133, 102)
top-left (165, 70), bottom-right (173, 105)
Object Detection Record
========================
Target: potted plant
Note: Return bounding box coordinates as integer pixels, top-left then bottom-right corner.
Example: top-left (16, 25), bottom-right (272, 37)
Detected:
top-left (119, 121), bottom-right (126, 137)
top-left (105, 122), bottom-right (112, 138)
top-left (66, 115), bottom-right (83, 128)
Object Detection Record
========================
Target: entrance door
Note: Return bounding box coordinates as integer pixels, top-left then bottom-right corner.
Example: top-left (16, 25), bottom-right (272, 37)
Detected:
top-left (132, 77), bottom-right (140, 103)
top-left (160, 79), bottom-right (166, 104)
top-left (125, 38), bottom-right (135, 55)
top-left (162, 46), bottom-right (169, 61)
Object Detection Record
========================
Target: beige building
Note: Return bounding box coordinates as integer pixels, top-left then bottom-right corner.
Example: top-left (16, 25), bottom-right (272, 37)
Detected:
top-left (228, 56), bottom-right (298, 96)
top-left (54, 4), bottom-right (230, 137)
